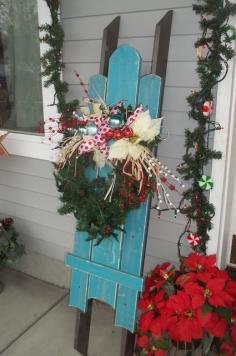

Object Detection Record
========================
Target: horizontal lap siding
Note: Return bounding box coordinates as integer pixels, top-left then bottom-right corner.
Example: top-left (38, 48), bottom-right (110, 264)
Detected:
top-left (0, 0), bottom-right (200, 271)
top-left (0, 156), bottom-right (75, 261)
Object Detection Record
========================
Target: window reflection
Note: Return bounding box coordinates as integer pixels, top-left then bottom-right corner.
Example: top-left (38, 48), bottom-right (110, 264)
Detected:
top-left (0, 0), bottom-right (43, 133)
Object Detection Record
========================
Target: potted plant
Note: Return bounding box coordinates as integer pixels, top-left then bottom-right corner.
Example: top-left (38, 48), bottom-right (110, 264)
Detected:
top-left (0, 217), bottom-right (24, 292)
top-left (136, 253), bottom-right (236, 355)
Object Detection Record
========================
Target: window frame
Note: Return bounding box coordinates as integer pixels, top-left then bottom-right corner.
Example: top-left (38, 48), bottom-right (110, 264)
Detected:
top-left (2, 0), bottom-right (58, 160)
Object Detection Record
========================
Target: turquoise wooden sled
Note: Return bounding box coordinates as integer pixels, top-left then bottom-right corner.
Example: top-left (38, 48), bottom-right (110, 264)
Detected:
top-left (65, 44), bottom-right (162, 333)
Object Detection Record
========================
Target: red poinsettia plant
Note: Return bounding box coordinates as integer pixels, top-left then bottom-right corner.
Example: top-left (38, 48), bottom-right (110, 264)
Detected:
top-left (136, 253), bottom-right (236, 356)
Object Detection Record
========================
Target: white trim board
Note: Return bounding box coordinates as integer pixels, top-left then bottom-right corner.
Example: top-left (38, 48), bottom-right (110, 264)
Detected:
top-left (209, 11), bottom-right (236, 266)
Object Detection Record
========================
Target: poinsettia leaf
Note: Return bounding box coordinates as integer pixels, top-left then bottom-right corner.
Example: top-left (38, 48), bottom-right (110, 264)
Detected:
top-left (139, 351), bottom-right (147, 356)
top-left (202, 333), bottom-right (214, 354)
top-left (201, 303), bottom-right (213, 315)
top-left (163, 282), bottom-right (175, 296)
top-left (215, 306), bottom-right (231, 323)
top-left (224, 331), bottom-right (232, 344)
top-left (153, 338), bottom-right (169, 350)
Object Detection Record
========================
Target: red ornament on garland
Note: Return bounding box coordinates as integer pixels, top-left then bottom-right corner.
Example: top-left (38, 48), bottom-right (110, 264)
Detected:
top-left (202, 100), bottom-right (213, 117)
top-left (187, 233), bottom-right (200, 247)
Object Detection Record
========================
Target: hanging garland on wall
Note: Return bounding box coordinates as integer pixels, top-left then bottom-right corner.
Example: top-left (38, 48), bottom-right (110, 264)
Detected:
top-left (39, 0), bottom-right (78, 116)
top-left (176, 0), bottom-right (236, 256)
top-left (136, 4), bottom-right (236, 355)
top-left (40, 0), bottom-right (184, 245)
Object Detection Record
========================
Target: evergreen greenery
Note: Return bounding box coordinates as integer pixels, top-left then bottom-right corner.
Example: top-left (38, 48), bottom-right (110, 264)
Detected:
top-left (177, 0), bottom-right (236, 255)
top-left (55, 152), bottom-right (144, 244)
top-left (39, 0), bottom-right (78, 116)
top-left (0, 218), bottom-right (24, 266)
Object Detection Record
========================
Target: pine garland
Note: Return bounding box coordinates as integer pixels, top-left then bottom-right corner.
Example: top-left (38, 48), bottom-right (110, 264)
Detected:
top-left (39, 0), bottom-right (78, 116)
top-left (177, 0), bottom-right (236, 255)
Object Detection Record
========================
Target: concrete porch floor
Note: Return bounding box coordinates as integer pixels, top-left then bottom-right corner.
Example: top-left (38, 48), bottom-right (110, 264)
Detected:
top-left (0, 269), bottom-right (121, 356)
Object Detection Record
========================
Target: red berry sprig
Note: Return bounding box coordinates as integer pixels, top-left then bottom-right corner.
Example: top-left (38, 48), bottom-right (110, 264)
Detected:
top-left (104, 127), bottom-right (134, 141)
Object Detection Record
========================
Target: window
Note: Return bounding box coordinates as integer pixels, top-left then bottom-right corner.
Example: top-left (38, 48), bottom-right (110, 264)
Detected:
top-left (0, 0), bottom-right (43, 133)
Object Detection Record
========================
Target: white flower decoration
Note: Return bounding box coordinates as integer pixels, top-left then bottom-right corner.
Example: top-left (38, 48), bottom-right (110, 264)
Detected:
top-left (109, 111), bottom-right (162, 161)
top-left (131, 111), bottom-right (162, 143)
top-left (109, 139), bottom-right (143, 160)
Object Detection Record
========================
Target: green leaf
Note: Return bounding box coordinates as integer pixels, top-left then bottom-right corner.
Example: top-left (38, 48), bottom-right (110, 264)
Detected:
top-left (215, 307), bottom-right (231, 323)
top-left (153, 338), bottom-right (169, 350)
top-left (201, 304), bottom-right (213, 315)
top-left (163, 282), bottom-right (176, 296)
top-left (139, 351), bottom-right (147, 356)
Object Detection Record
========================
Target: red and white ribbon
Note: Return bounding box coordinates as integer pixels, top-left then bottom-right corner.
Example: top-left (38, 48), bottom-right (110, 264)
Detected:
top-left (77, 116), bottom-right (110, 156)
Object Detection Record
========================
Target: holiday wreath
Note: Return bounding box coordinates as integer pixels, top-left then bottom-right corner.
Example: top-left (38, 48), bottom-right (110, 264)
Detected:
top-left (49, 100), bottom-right (183, 245)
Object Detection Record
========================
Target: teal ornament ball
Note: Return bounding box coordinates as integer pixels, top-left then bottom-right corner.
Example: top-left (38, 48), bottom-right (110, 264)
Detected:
top-left (86, 122), bottom-right (98, 136)
top-left (109, 114), bottom-right (123, 129)
top-left (78, 126), bottom-right (88, 135)
top-left (198, 175), bottom-right (214, 191)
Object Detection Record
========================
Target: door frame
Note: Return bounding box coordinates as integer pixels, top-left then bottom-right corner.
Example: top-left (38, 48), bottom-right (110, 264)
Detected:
top-left (209, 12), bottom-right (236, 267)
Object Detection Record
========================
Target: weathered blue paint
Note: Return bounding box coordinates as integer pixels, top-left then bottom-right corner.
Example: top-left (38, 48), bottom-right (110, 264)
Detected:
top-left (65, 45), bottom-right (162, 332)
top-left (67, 74), bottom-right (107, 312)
top-left (138, 74), bottom-right (162, 119)
top-left (115, 74), bottom-right (162, 330)
top-left (66, 254), bottom-right (143, 291)
top-left (88, 74), bottom-right (107, 102)
top-left (106, 45), bottom-right (141, 107)
top-left (115, 286), bottom-right (139, 331)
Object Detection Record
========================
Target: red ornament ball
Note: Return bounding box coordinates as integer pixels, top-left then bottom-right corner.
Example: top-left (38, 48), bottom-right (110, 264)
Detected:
top-left (105, 130), bottom-right (114, 139)
top-left (114, 131), bottom-right (122, 140)
top-left (123, 127), bottom-right (133, 138)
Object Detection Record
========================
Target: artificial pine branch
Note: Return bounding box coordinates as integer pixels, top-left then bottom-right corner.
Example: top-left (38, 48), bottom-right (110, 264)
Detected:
top-left (177, 0), bottom-right (236, 254)
top-left (39, 0), bottom-right (78, 116)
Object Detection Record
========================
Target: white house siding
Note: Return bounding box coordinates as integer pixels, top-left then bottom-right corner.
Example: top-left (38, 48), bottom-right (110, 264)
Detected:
top-left (0, 0), bottom-right (201, 279)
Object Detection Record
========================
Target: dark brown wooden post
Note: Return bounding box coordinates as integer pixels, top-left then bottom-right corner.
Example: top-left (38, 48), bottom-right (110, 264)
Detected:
top-left (100, 16), bottom-right (120, 76)
top-left (120, 330), bottom-right (136, 356)
top-left (151, 10), bottom-right (173, 114)
top-left (74, 300), bottom-right (93, 356)
top-left (73, 16), bottom-right (120, 356)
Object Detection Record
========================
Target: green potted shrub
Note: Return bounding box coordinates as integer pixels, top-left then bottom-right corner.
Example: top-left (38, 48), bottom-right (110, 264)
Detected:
top-left (0, 217), bottom-right (24, 292)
